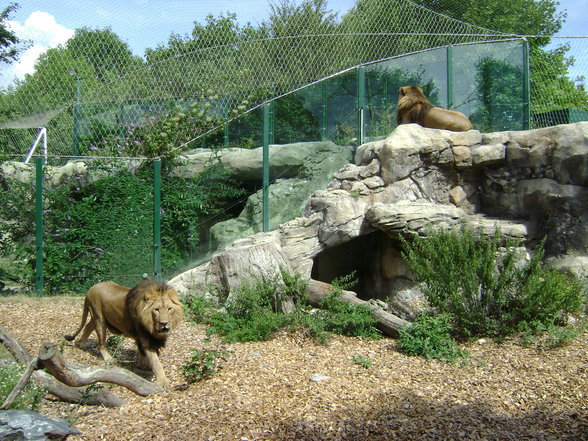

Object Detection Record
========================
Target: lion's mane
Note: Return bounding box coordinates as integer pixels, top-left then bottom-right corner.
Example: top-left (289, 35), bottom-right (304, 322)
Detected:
top-left (396, 85), bottom-right (473, 132)
top-left (125, 280), bottom-right (183, 353)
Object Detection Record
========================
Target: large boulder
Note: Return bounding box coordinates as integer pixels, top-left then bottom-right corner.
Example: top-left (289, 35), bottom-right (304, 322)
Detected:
top-left (0, 410), bottom-right (80, 441)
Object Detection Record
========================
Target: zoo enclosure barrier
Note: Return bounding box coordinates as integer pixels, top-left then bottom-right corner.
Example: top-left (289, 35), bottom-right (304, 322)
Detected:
top-left (1, 38), bottom-right (533, 159)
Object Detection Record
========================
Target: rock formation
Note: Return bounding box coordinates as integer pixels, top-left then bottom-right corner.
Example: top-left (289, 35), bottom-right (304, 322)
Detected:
top-left (171, 123), bottom-right (588, 320)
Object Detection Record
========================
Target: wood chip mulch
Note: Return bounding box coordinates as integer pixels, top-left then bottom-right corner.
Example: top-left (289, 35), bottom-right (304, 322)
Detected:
top-left (0, 296), bottom-right (586, 441)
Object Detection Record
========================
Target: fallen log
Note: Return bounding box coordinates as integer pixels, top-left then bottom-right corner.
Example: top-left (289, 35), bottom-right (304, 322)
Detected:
top-left (38, 342), bottom-right (163, 396)
top-left (0, 326), bottom-right (159, 408)
top-left (306, 279), bottom-right (410, 337)
top-left (33, 370), bottom-right (124, 407)
top-left (1, 325), bottom-right (121, 407)
top-left (0, 324), bottom-right (31, 363)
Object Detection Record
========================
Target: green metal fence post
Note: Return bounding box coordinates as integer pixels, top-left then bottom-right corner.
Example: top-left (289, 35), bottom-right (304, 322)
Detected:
top-left (447, 45), bottom-right (454, 109)
top-left (73, 76), bottom-right (81, 156)
top-left (224, 122), bottom-right (230, 148)
top-left (269, 100), bottom-right (275, 145)
top-left (153, 160), bottom-right (162, 280)
top-left (522, 38), bottom-right (531, 129)
top-left (35, 157), bottom-right (43, 296)
top-left (321, 81), bottom-right (328, 140)
top-left (357, 66), bottom-right (366, 145)
top-left (262, 103), bottom-right (271, 232)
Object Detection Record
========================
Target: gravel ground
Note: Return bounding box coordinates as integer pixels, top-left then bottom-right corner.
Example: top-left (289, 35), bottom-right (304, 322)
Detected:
top-left (1, 296), bottom-right (587, 441)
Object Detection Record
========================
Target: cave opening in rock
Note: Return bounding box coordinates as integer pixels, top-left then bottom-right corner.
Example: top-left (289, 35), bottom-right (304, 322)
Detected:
top-left (311, 230), bottom-right (411, 302)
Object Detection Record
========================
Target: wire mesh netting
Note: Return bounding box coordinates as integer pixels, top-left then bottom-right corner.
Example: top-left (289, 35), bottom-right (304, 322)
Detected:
top-left (0, 0), bottom-right (585, 159)
top-left (0, 0), bottom-right (586, 294)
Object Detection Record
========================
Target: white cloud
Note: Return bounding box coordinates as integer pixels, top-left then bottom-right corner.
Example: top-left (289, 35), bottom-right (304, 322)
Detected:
top-left (0, 11), bottom-right (74, 88)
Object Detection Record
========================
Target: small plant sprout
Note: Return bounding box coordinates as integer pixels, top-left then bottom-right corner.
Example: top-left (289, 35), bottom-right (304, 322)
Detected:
top-left (182, 348), bottom-right (229, 383)
top-left (352, 356), bottom-right (373, 369)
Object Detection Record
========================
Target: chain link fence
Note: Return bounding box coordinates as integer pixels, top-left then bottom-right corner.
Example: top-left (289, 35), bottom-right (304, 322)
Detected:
top-left (0, 0), bottom-right (586, 294)
top-left (0, 0), bottom-right (585, 159)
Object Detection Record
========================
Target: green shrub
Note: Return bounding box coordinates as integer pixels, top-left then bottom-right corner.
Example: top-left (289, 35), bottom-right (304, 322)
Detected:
top-left (0, 363), bottom-right (46, 410)
top-left (183, 295), bottom-right (217, 323)
top-left (207, 309), bottom-right (287, 343)
top-left (106, 335), bottom-right (125, 354)
top-left (313, 291), bottom-right (381, 340)
top-left (182, 348), bottom-right (229, 383)
top-left (0, 160), bottom-right (244, 293)
top-left (397, 313), bottom-right (469, 363)
top-left (206, 276), bottom-right (288, 343)
top-left (299, 272), bottom-right (381, 343)
top-left (401, 228), bottom-right (586, 340)
top-left (517, 321), bottom-right (583, 349)
top-left (185, 271), bottom-right (381, 345)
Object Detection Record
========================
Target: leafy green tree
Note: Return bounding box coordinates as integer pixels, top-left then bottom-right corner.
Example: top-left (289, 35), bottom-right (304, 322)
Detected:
top-left (0, 159), bottom-right (245, 293)
top-left (0, 3), bottom-right (23, 66)
top-left (0, 27), bottom-right (145, 155)
top-left (264, 0), bottom-right (338, 84)
top-left (66, 28), bottom-right (143, 84)
top-left (471, 57), bottom-right (525, 131)
top-left (416, 0), bottom-right (588, 114)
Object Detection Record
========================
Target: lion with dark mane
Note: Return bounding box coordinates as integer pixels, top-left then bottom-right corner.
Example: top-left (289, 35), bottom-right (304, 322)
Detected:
top-left (396, 85), bottom-right (473, 132)
top-left (65, 280), bottom-right (183, 388)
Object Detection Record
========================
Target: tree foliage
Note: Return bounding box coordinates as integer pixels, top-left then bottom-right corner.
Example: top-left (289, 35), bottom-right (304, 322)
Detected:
top-left (0, 0), bottom-right (586, 156)
top-left (417, 0), bottom-right (587, 112)
top-left (0, 3), bottom-right (23, 66)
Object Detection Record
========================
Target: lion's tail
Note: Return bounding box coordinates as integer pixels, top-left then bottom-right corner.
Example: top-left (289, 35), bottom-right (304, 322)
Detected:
top-left (65, 298), bottom-right (89, 341)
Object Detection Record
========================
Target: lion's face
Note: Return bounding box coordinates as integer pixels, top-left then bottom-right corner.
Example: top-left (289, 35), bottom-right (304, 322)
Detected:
top-left (141, 285), bottom-right (183, 340)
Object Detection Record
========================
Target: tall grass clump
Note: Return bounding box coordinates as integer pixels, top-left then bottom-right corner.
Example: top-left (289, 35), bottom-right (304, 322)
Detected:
top-left (206, 275), bottom-right (288, 343)
top-left (397, 313), bottom-right (469, 363)
top-left (400, 227), bottom-right (586, 341)
top-left (0, 362), bottom-right (46, 410)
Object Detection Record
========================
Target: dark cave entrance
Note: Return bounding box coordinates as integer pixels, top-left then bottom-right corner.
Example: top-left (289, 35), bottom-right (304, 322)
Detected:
top-left (311, 230), bottom-right (411, 301)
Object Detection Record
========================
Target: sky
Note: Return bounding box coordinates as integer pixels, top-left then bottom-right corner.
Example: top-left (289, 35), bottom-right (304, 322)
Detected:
top-left (1, 0), bottom-right (586, 88)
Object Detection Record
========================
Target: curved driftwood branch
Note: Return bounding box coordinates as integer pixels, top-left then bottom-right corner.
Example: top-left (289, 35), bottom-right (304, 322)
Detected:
top-left (32, 370), bottom-right (124, 407)
top-left (306, 279), bottom-right (410, 337)
top-left (38, 342), bottom-right (164, 396)
top-left (0, 326), bottom-right (160, 407)
top-left (0, 324), bottom-right (31, 363)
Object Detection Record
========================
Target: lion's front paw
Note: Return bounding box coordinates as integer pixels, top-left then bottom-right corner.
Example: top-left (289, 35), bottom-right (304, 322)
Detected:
top-left (155, 377), bottom-right (170, 390)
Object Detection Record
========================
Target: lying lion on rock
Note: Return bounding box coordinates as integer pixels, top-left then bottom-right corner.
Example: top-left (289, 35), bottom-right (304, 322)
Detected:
top-left (65, 279), bottom-right (183, 388)
top-left (396, 85), bottom-right (473, 132)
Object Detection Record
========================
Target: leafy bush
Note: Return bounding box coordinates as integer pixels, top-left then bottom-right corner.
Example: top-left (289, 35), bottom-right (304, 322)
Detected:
top-left (106, 335), bottom-right (125, 355)
top-left (517, 321), bottom-right (583, 349)
top-left (397, 313), bottom-right (469, 363)
top-left (0, 363), bottom-right (46, 410)
top-left (186, 271), bottom-right (381, 345)
top-left (311, 290), bottom-right (381, 340)
top-left (182, 348), bottom-right (229, 383)
top-left (183, 295), bottom-right (217, 323)
top-left (0, 160), bottom-right (244, 293)
top-left (207, 309), bottom-right (287, 343)
top-left (84, 91), bottom-right (226, 160)
top-left (401, 228), bottom-right (586, 340)
top-left (206, 275), bottom-right (289, 343)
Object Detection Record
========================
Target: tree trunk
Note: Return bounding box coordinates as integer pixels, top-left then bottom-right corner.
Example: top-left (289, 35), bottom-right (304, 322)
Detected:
top-left (306, 279), bottom-right (410, 337)
top-left (33, 370), bottom-right (124, 407)
top-left (0, 324), bottom-right (31, 363)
